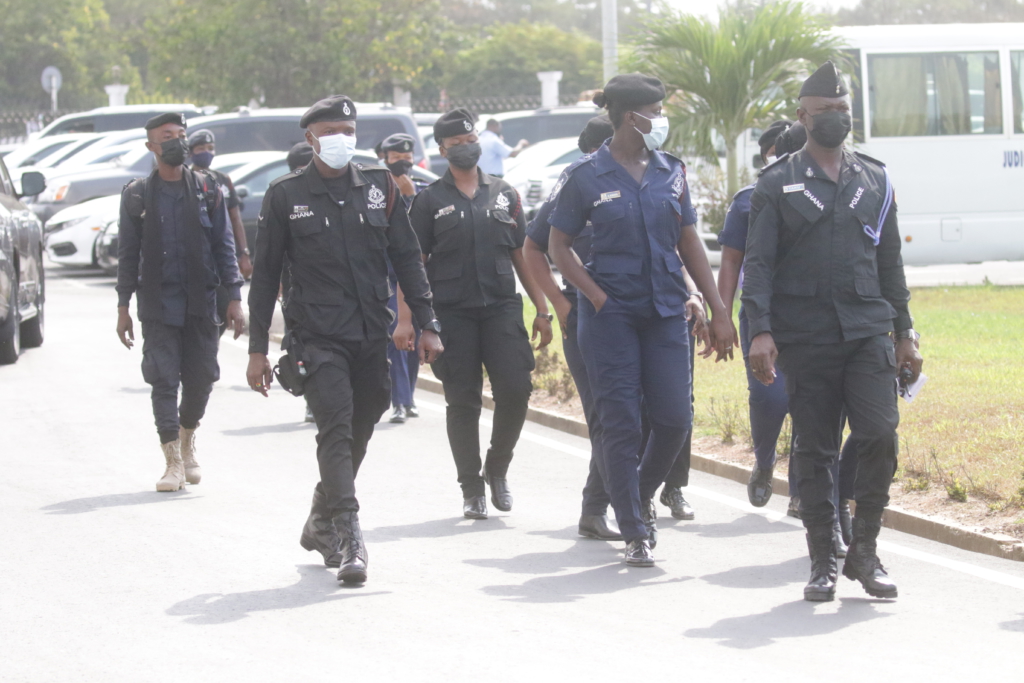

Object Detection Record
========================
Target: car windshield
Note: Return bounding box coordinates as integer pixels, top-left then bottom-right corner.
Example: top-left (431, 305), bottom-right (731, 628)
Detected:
top-left (5, 139), bottom-right (77, 168)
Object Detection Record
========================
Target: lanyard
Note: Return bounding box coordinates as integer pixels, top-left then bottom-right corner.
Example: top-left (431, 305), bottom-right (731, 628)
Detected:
top-left (862, 168), bottom-right (893, 246)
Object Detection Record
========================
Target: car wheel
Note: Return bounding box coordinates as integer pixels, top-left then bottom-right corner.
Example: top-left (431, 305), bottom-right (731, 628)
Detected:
top-left (21, 266), bottom-right (44, 349)
top-left (0, 272), bottom-right (20, 365)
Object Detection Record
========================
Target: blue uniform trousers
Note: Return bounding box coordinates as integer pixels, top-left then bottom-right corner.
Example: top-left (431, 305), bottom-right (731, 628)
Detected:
top-left (562, 295), bottom-right (612, 516)
top-left (387, 292), bottom-right (420, 408)
top-left (578, 297), bottom-right (692, 542)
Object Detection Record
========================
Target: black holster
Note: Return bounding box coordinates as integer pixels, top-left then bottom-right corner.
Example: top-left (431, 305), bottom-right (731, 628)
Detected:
top-left (274, 331), bottom-right (311, 397)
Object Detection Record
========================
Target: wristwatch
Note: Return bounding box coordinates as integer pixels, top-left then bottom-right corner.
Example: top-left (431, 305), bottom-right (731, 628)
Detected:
top-left (536, 313), bottom-right (554, 322)
top-left (894, 328), bottom-right (919, 341)
top-left (241, 248), bottom-right (251, 256)
top-left (688, 291), bottom-right (704, 305)
top-left (422, 319), bottom-right (442, 334)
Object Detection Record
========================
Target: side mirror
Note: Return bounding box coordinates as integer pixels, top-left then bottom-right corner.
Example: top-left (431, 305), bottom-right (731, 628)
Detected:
top-left (19, 171), bottom-right (46, 198)
top-left (235, 185), bottom-right (249, 199)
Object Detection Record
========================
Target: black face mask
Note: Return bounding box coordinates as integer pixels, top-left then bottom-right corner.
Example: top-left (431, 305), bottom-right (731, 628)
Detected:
top-left (808, 111), bottom-right (851, 149)
top-left (445, 142), bottom-right (482, 170)
top-left (160, 138), bottom-right (188, 166)
top-left (386, 159), bottom-right (413, 177)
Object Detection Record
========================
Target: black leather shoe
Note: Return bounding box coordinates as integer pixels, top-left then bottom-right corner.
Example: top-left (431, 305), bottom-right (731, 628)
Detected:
top-left (463, 496), bottom-right (488, 519)
top-left (389, 405), bottom-right (407, 424)
top-left (483, 468), bottom-right (512, 512)
top-left (843, 517), bottom-right (898, 599)
top-left (298, 486), bottom-right (341, 567)
top-left (624, 538), bottom-right (655, 567)
top-left (660, 486), bottom-right (695, 520)
top-left (804, 525), bottom-right (838, 602)
top-left (578, 514), bottom-right (623, 540)
top-left (838, 499), bottom-right (853, 545)
top-left (641, 498), bottom-right (658, 549)
top-left (747, 462), bottom-right (774, 507)
top-left (787, 496), bottom-right (802, 519)
top-left (332, 511), bottom-right (368, 584)
top-left (405, 403), bottom-right (419, 418)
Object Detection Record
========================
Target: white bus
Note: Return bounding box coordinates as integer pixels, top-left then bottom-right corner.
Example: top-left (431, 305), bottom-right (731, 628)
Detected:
top-left (837, 23), bottom-right (1024, 265)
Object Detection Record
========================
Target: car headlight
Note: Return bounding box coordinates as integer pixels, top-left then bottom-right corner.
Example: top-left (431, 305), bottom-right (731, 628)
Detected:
top-left (44, 214), bottom-right (89, 235)
top-left (37, 182), bottom-right (71, 203)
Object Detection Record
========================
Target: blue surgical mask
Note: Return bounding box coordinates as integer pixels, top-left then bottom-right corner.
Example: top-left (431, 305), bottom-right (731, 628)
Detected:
top-left (311, 132), bottom-right (357, 169)
top-left (633, 111), bottom-right (670, 151)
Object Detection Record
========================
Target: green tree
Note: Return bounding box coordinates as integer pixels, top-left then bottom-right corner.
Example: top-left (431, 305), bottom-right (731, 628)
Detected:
top-left (629, 1), bottom-right (844, 196)
top-left (835, 0), bottom-right (1024, 25)
top-left (444, 21), bottom-right (602, 98)
top-left (438, 0), bottom-right (652, 41)
top-left (0, 0), bottom-right (138, 110)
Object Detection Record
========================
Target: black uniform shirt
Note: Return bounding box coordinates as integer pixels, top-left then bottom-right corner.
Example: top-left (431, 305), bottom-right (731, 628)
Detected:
top-left (741, 148), bottom-right (913, 344)
top-left (409, 168), bottom-right (525, 308)
top-left (248, 162), bottom-right (434, 355)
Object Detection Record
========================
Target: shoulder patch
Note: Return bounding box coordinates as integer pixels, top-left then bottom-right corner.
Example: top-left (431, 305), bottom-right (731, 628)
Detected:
top-left (853, 151), bottom-right (886, 168)
top-left (757, 152), bottom-right (791, 177)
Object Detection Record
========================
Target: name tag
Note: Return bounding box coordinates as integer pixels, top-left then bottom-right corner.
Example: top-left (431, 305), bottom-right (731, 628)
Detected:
top-left (783, 184), bottom-right (805, 193)
top-left (593, 190), bottom-right (621, 207)
top-left (435, 205), bottom-right (455, 219)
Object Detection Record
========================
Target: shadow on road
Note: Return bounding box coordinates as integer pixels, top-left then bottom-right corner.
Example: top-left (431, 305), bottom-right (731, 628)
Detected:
top-left (699, 555), bottom-right (807, 589)
top-left (119, 386), bottom-right (151, 394)
top-left (165, 565), bottom-right (389, 625)
top-left (42, 489), bottom-right (195, 514)
top-left (669, 514), bottom-right (795, 538)
top-left (222, 422), bottom-right (316, 436)
top-left (479, 559), bottom-right (690, 603)
top-left (370, 517), bottom-right (511, 542)
top-left (684, 597), bottom-right (893, 648)
top-left (1000, 613), bottom-right (1024, 632)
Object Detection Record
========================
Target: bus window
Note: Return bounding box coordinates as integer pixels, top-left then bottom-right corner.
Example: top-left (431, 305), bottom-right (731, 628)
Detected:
top-left (1012, 52), bottom-right (1024, 134)
top-left (868, 52), bottom-right (1001, 137)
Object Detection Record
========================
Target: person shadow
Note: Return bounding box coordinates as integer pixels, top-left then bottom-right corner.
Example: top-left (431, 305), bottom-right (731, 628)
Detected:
top-left (42, 489), bottom-right (195, 514)
top-left (662, 514), bottom-right (796, 539)
top-left (221, 422), bottom-right (315, 436)
top-left (699, 555), bottom-right (808, 589)
top-left (684, 597), bottom-right (893, 648)
top-left (165, 565), bottom-right (389, 625)
top-left (1000, 613), bottom-right (1024, 632)
top-left (369, 517), bottom-right (512, 542)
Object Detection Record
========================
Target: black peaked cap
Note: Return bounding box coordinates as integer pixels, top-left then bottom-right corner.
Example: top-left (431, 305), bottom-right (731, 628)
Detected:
top-left (757, 120), bottom-right (793, 157)
top-left (774, 122), bottom-right (807, 156)
top-left (145, 112), bottom-right (187, 130)
top-left (300, 95), bottom-right (357, 128)
top-left (434, 108), bottom-right (477, 141)
top-left (594, 73), bottom-right (665, 109)
top-left (799, 61), bottom-right (849, 98)
top-left (381, 133), bottom-right (415, 154)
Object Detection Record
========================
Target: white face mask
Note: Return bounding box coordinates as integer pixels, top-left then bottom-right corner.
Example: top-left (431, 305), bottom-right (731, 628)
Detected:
top-left (633, 111), bottom-right (670, 151)
top-left (311, 131), bottom-right (357, 169)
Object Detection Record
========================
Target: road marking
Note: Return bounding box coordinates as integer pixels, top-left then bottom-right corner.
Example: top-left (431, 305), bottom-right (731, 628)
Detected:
top-left (419, 396), bottom-right (1024, 591)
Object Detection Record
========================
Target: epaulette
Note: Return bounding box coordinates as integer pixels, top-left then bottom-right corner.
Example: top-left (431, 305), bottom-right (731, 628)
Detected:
top-left (853, 150), bottom-right (886, 168)
top-left (545, 153), bottom-right (593, 202)
top-left (660, 150), bottom-right (688, 169)
top-left (355, 162), bottom-right (389, 174)
top-left (757, 151), bottom-right (791, 177)
top-left (267, 169), bottom-right (304, 190)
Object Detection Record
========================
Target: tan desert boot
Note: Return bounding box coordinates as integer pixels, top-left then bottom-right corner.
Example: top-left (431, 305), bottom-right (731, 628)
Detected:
top-left (156, 439), bottom-right (186, 492)
top-left (179, 426), bottom-right (201, 484)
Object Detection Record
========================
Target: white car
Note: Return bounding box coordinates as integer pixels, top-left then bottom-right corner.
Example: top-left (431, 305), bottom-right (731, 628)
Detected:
top-left (502, 137), bottom-right (584, 201)
top-left (44, 194), bottom-right (120, 267)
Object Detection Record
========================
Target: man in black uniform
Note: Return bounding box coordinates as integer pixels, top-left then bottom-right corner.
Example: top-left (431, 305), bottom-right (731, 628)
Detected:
top-left (246, 96), bottom-right (443, 584)
top-left (743, 62), bottom-right (923, 602)
top-left (116, 112), bottom-right (245, 492)
top-left (409, 108), bottom-right (549, 520)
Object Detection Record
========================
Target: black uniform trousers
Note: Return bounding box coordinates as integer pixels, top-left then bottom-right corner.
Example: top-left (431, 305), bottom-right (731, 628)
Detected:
top-left (140, 316), bottom-right (220, 444)
top-left (776, 333), bottom-right (899, 529)
top-left (301, 336), bottom-right (391, 517)
top-left (432, 296), bottom-right (534, 498)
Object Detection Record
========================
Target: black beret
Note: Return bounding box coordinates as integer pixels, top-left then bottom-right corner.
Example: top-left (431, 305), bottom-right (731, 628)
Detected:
top-left (593, 73), bottom-right (665, 109)
top-left (434, 108), bottom-right (477, 141)
top-left (757, 120), bottom-right (793, 157)
top-left (187, 129), bottom-right (215, 150)
top-left (300, 95), bottom-right (357, 128)
top-left (799, 61), bottom-right (849, 98)
top-left (578, 115), bottom-right (614, 153)
top-left (287, 142), bottom-right (314, 172)
top-left (381, 133), bottom-right (415, 154)
top-left (145, 112), bottom-right (187, 131)
top-left (774, 122), bottom-right (807, 156)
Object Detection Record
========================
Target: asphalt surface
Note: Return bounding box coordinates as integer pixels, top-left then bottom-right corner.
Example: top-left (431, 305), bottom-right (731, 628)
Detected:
top-left (2, 267), bottom-right (1023, 682)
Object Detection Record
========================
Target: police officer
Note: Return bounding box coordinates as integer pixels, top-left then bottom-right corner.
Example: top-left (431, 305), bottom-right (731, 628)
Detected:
top-left (116, 112), bottom-right (245, 492)
top-left (548, 74), bottom-right (735, 566)
top-left (409, 108), bottom-right (549, 520)
top-left (743, 62), bottom-right (923, 601)
top-left (246, 96), bottom-right (443, 584)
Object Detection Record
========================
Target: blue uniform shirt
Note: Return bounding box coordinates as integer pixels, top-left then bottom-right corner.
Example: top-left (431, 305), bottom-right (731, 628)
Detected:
top-left (525, 195), bottom-right (593, 297)
top-left (717, 184), bottom-right (755, 291)
top-left (548, 143), bottom-right (698, 317)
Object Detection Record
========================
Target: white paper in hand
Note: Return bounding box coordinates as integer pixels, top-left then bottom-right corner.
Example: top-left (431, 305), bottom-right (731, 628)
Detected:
top-left (898, 373), bottom-right (927, 403)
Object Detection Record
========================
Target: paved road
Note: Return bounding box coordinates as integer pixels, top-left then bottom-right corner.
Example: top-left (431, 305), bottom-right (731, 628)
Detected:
top-left (2, 268), bottom-right (1023, 682)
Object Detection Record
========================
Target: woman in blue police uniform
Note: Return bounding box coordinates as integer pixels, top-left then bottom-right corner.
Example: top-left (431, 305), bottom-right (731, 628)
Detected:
top-left (548, 74), bottom-right (736, 566)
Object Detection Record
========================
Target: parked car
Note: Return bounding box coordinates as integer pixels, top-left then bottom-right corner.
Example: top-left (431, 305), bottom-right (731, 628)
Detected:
top-left (418, 127), bottom-right (449, 176)
top-left (44, 194), bottom-right (120, 267)
top-left (2, 133), bottom-right (99, 171)
top-left (0, 159), bottom-right (47, 364)
top-left (34, 104), bottom-right (208, 138)
top-left (502, 137), bottom-right (583, 204)
top-left (487, 105), bottom-right (601, 150)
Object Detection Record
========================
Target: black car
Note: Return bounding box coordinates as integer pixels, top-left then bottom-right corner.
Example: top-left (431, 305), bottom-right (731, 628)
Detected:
top-left (0, 160), bottom-right (47, 364)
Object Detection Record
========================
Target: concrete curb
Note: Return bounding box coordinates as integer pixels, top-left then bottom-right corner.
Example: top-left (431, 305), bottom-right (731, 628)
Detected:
top-left (416, 374), bottom-right (1024, 563)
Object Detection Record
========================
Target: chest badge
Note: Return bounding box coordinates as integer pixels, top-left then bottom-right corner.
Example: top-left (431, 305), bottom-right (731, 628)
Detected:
top-left (805, 167), bottom-right (814, 178)
top-left (783, 183), bottom-right (804, 193)
top-left (367, 185), bottom-right (386, 210)
top-left (290, 205), bottom-right (314, 219)
top-left (671, 172), bottom-right (685, 198)
top-left (435, 204), bottom-right (455, 219)
top-left (594, 190), bottom-right (620, 207)
top-left (495, 192), bottom-right (510, 211)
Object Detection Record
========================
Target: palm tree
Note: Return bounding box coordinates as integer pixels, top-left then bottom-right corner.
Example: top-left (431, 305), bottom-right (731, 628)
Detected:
top-left (629, 1), bottom-right (846, 196)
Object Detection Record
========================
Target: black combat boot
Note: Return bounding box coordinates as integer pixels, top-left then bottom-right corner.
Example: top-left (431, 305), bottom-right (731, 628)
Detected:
top-left (804, 525), bottom-right (838, 602)
top-left (333, 511), bottom-right (368, 584)
top-left (838, 499), bottom-right (853, 545)
top-left (299, 486), bottom-right (342, 568)
top-left (641, 498), bottom-right (658, 549)
top-left (833, 515), bottom-right (848, 559)
top-left (843, 517), bottom-right (898, 598)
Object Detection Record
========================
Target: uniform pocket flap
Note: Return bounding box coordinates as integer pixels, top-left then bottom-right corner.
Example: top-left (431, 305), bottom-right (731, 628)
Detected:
top-left (434, 211), bottom-right (460, 234)
top-left (430, 258), bottom-right (462, 281)
top-left (663, 251), bottom-right (684, 273)
top-left (783, 191), bottom-right (826, 224)
top-left (290, 217), bottom-right (323, 237)
top-left (594, 254), bottom-right (642, 274)
top-left (774, 279), bottom-right (817, 296)
top-left (366, 211), bottom-right (389, 229)
top-left (495, 257), bottom-right (513, 274)
top-left (591, 201), bottom-right (626, 223)
top-left (855, 277), bottom-right (882, 297)
top-left (491, 209), bottom-right (515, 225)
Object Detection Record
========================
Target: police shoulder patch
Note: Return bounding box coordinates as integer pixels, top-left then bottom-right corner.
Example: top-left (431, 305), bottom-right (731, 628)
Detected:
top-left (757, 152), bottom-right (791, 177)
